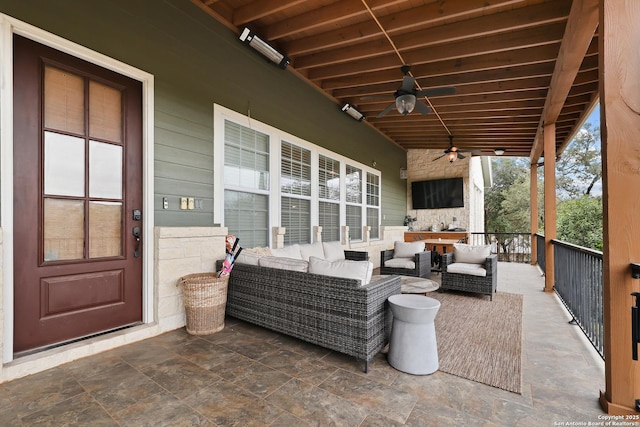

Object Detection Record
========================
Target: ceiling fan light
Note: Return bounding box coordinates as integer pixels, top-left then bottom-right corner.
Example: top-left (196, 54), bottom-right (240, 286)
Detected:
top-left (447, 152), bottom-right (457, 163)
top-left (395, 94), bottom-right (416, 115)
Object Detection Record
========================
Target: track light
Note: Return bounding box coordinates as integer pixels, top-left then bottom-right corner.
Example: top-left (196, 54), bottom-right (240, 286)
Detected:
top-left (494, 148), bottom-right (505, 156)
top-left (395, 94), bottom-right (416, 115)
top-left (239, 28), bottom-right (290, 69)
top-left (341, 103), bottom-right (364, 121)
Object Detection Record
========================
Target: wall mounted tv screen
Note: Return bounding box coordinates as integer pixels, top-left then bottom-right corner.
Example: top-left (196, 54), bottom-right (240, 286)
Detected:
top-left (411, 177), bottom-right (464, 209)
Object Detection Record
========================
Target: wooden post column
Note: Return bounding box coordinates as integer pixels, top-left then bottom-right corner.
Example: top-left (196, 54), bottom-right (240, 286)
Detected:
top-left (530, 163), bottom-right (538, 266)
top-left (543, 123), bottom-right (556, 293)
top-left (599, 0), bottom-right (640, 415)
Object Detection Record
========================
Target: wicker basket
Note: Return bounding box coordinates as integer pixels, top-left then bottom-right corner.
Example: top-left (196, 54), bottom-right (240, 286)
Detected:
top-left (178, 273), bottom-right (229, 335)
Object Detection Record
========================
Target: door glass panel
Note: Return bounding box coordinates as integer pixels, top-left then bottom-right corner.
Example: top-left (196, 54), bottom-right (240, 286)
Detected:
top-left (44, 198), bottom-right (85, 261)
top-left (89, 202), bottom-right (122, 258)
top-left (89, 81), bottom-right (122, 143)
top-left (89, 141), bottom-right (122, 198)
top-left (44, 132), bottom-right (85, 197)
top-left (44, 66), bottom-right (85, 135)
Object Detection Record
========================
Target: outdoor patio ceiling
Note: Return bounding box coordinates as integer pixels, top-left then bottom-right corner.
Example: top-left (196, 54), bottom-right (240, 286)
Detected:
top-left (192, 0), bottom-right (599, 158)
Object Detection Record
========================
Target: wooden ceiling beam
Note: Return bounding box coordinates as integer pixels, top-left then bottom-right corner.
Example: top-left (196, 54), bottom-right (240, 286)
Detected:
top-left (282, 0), bottom-right (523, 54)
top-left (232, 0), bottom-right (307, 26)
top-left (305, 22), bottom-right (565, 80)
top-left (263, 0), bottom-right (406, 40)
top-left (315, 43), bottom-right (565, 88)
top-left (530, 0), bottom-right (599, 161)
top-left (329, 61), bottom-right (557, 94)
top-left (293, 1), bottom-right (570, 68)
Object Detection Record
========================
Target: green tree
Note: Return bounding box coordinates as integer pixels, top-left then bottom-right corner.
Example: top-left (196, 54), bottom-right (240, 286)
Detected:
top-left (556, 122), bottom-right (601, 198)
top-left (485, 157), bottom-right (533, 233)
top-left (557, 196), bottom-right (603, 250)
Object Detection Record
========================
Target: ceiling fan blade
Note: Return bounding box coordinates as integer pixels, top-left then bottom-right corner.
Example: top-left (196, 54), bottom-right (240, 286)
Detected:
top-left (414, 100), bottom-right (431, 115)
top-left (457, 152), bottom-right (466, 160)
top-left (376, 102), bottom-right (396, 118)
top-left (415, 86), bottom-right (456, 97)
top-left (432, 153), bottom-right (446, 161)
top-left (400, 75), bottom-right (415, 92)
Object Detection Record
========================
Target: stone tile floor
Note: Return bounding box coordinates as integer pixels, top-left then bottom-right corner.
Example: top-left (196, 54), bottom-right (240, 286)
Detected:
top-left (0, 262), bottom-right (605, 426)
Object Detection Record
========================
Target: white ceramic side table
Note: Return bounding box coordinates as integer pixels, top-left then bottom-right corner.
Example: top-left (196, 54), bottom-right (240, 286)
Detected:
top-left (387, 294), bottom-right (441, 375)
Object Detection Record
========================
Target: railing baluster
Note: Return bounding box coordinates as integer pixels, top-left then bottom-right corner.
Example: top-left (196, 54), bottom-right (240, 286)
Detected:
top-left (551, 240), bottom-right (604, 360)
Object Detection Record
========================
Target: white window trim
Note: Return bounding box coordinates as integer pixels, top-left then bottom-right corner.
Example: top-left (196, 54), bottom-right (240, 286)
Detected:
top-left (0, 14), bottom-right (155, 363)
top-left (213, 104), bottom-right (381, 245)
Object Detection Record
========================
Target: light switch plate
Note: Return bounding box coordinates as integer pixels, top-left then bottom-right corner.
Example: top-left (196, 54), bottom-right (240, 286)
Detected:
top-left (187, 197), bottom-right (195, 210)
top-left (180, 197), bottom-right (188, 210)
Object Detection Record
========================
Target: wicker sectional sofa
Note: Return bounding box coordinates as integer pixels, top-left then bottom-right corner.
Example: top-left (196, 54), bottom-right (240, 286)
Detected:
top-left (216, 249), bottom-right (401, 372)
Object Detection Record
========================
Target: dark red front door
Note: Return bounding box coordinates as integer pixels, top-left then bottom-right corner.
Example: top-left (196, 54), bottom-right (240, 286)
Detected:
top-left (13, 35), bottom-right (143, 354)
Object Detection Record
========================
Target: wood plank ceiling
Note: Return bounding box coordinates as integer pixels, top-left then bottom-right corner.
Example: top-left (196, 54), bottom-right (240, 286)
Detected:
top-left (192, 0), bottom-right (599, 159)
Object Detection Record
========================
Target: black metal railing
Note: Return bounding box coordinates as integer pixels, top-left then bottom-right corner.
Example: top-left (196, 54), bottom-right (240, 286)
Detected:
top-left (536, 233), bottom-right (545, 272)
top-left (469, 232), bottom-right (531, 263)
top-left (552, 239), bottom-right (604, 359)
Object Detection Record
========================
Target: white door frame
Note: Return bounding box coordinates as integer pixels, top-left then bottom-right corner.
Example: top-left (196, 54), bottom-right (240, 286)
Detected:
top-left (0, 14), bottom-right (155, 363)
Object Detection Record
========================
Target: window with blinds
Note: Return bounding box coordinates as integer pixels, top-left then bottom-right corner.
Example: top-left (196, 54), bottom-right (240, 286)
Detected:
top-left (281, 141), bottom-right (311, 244)
top-left (319, 155), bottom-right (340, 241)
top-left (346, 205), bottom-right (362, 240)
top-left (224, 190), bottom-right (269, 248)
top-left (216, 105), bottom-right (382, 247)
top-left (367, 172), bottom-right (380, 239)
top-left (345, 164), bottom-right (363, 240)
top-left (346, 164), bottom-right (362, 203)
top-left (223, 120), bottom-right (270, 247)
top-left (224, 121), bottom-right (270, 190)
top-left (282, 197), bottom-right (311, 245)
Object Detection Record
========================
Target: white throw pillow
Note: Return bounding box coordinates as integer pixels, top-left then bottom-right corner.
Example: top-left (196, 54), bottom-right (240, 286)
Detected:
top-left (269, 244), bottom-right (302, 260)
top-left (447, 262), bottom-right (487, 277)
top-left (322, 241), bottom-right (346, 261)
top-left (299, 242), bottom-right (325, 261)
top-left (258, 256), bottom-right (309, 272)
top-left (308, 256), bottom-right (373, 286)
top-left (393, 241), bottom-right (425, 259)
top-left (235, 251), bottom-right (261, 265)
top-left (453, 243), bottom-right (491, 265)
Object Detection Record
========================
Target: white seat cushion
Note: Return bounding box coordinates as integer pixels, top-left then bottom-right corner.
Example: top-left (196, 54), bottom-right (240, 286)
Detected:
top-left (308, 256), bottom-right (373, 286)
top-left (447, 262), bottom-right (487, 277)
top-left (394, 241), bottom-right (425, 259)
top-left (258, 256), bottom-right (309, 272)
top-left (270, 244), bottom-right (302, 260)
top-left (384, 257), bottom-right (416, 269)
top-left (453, 243), bottom-right (491, 264)
top-left (322, 241), bottom-right (346, 261)
top-left (299, 242), bottom-right (325, 261)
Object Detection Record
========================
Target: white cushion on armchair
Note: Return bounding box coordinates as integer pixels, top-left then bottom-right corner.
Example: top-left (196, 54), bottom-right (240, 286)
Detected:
top-left (447, 262), bottom-right (487, 277)
top-left (453, 243), bottom-right (491, 264)
top-left (384, 258), bottom-right (416, 269)
top-left (393, 241), bottom-right (425, 259)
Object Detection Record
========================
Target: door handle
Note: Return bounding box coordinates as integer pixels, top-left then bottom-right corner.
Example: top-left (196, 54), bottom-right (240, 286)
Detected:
top-left (132, 226), bottom-right (141, 258)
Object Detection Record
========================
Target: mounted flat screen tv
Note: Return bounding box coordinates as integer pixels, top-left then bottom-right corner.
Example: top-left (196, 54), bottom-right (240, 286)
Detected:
top-left (411, 177), bottom-right (464, 209)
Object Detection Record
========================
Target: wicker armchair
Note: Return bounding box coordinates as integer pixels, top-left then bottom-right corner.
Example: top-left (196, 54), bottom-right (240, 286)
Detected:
top-left (380, 246), bottom-right (431, 278)
top-left (440, 252), bottom-right (497, 300)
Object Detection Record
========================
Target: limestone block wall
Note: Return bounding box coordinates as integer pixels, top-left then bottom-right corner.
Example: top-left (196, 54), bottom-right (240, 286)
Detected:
top-left (406, 149), bottom-right (470, 232)
top-left (154, 226), bottom-right (228, 332)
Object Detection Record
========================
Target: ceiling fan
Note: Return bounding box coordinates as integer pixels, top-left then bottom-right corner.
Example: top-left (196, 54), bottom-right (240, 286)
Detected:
top-left (365, 65), bottom-right (456, 118)
top-left (433, 136), bottom-right (480, 162)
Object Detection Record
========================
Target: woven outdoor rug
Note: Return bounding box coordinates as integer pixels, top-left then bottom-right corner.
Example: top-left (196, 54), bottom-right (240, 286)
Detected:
top-left (429, 291), bottom-right (523, 394)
